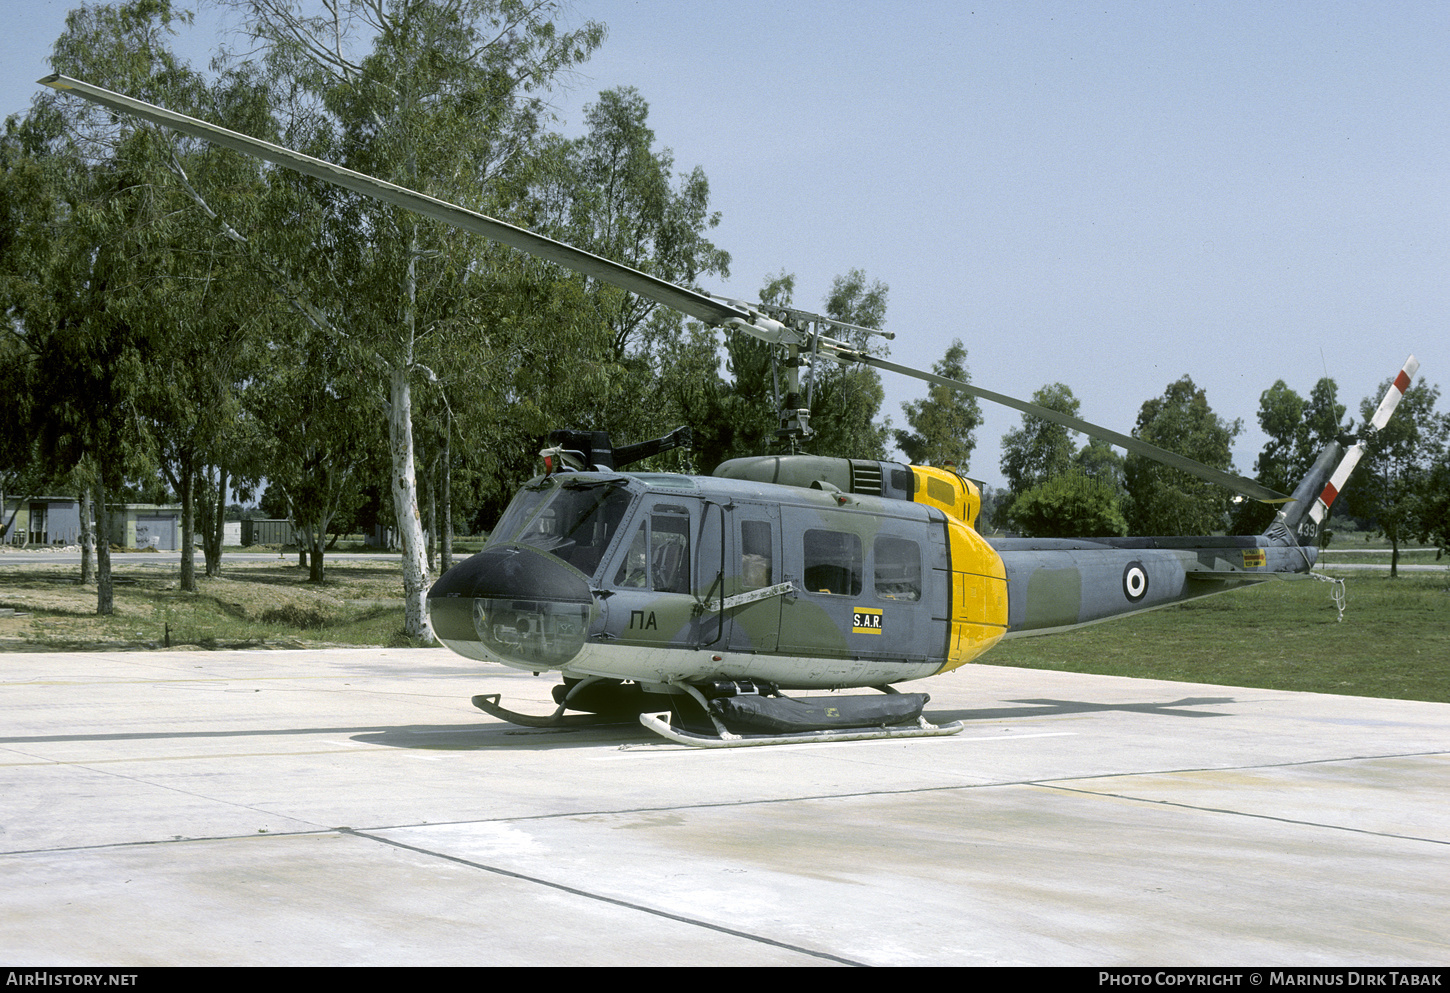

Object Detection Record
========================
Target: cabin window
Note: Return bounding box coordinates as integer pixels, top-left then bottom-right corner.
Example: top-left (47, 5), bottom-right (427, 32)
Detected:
top-left (612, 506), bottom-right (692, 594)
top-left (874, 535), bottom-right (922, 601)
top-left (802, 529), bottom-right (862, 596)
top-left (740, 520), bottom-right (773, 591)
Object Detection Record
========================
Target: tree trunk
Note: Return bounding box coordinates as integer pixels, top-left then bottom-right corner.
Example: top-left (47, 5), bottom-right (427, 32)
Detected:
top-left (79, 483), bottom-right (95, 585)
top-left (178, 462), bottom-right (196, 592)
top-left (441, 420), bottom-right (453, 574)
top-left (391, 223), bottom-right (432, 643)
top-left (389, 362), bottom-right (432, 642)
top-left (424, 456), bottom-right (436, 573)
top-left (307, 524), bottom-right (325, 584)
top-left (94, 476), bottom-right (113, 616)
top-left (201, 465), bottom-right (226, 578)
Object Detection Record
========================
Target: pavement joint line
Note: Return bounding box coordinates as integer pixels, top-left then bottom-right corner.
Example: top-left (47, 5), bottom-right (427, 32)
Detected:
top-left (5, 745), bottom-right (1446, 857)
top-left (0, 824), bottom-right (866, 965)
top-left (1033, 782), bottom-right (1450, 847)
top-left (339, 827), bottom-right (869, 967)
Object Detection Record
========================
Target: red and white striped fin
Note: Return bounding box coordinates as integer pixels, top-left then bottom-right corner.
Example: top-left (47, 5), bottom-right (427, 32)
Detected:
top-left (1307, 355), bottom-right (1418, 526)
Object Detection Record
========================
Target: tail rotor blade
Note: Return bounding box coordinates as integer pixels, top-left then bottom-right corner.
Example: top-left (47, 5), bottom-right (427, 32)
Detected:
top-left (1307, 355), bottom-right (1418, 527)
top-left (1369, 355), bottom-right (1419, 431)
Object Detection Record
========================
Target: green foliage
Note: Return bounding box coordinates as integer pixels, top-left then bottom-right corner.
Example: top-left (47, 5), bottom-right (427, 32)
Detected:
top-left (1073, 438), bottom-right (1125, 495)
top-left (248, 328), bottom-right (383, 582)
top-left (803, 269), bottom-right (891, 460)
top-left (996, 383), bottom-right (1127, 535)
top-left (1, 0), bottom-right (222, 607)
top-left (1000, 383), bottom-right (1080, 494)
top-left (1343, 377), bottom-right (1447, 575)
top-left (1415, 455), bottom-right (1450, 557)
top-left (1124, 375), bottom-right (1242, 536)
top-left (1008, 472), bottom-right (1129, 538)
top-left (895, 339), bottom-right (982, 470)
top-left (533, 86), bottom-right (729, 362)
top-left (1234, 376), bottom-right (1345, 534)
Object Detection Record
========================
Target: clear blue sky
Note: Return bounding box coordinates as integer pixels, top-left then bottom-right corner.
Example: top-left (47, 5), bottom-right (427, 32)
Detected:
top-left (7, 1), bottom-right (1447, 489)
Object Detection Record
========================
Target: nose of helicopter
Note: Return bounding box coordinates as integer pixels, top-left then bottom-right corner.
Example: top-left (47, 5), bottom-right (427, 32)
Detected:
top-left (427, 544), bottom-right (595, 670)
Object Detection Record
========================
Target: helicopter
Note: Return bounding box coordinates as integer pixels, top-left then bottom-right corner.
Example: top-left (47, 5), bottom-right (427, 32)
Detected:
top-left (41, 75), bottom-right (1419, 747)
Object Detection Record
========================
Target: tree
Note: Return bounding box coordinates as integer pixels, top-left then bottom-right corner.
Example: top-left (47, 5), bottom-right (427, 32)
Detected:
top-left (534, 87), bottom-right (729, 364)
top-left (5, 0), bottom-right (209, 612)
top-left (1072, 438), bottom-right (1125, 495)
top-left (800, 269), bottom-right (891, 459)
top-left (1416, 447), bottom-right (1450, 560)
top-left (994, 383), bottom-right (1126, 535)
top-left (1343, 378), bottom-right (1445, 576)
top-left (1000, 383), bottom-right (1080, 495)
top-left (1124, 376), bottom-right (1242, 536)
top-left (1007, 473), bottom-right (1128, 539)
top-left (894, 339), bottom-right (982, 470)
top-left (1235, 376), bottom-right (1346, 534)
top-left (230, 0), bottom-right (605, 639)
top-left (519, 85), bottom-right (731, 455)
top-left (248, 326), bottom-right (379, 583)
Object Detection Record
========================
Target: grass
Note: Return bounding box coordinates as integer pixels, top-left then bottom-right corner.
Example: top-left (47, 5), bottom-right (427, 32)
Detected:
top-left (982, 569), bottom-right (1450, 703)
top-left (3, 553), bottom-right (1447, 704)
top-left (0, 557), bottom-right (425, 651)
top-left (1317, 547), bottom-right (1446, 566)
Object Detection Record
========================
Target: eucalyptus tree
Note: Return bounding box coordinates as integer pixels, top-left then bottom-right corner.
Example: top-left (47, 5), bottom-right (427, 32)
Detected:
top-left (1234, 376), bottom-right (1345, 535)
top-left (226, 0), bottom-right (605, 639)
top-left (894, 339), bottom-right (982, 470)
top-left (999, 383), bottom-right (1080, 496)
top-left (527, 85), bottom-right (730, 445)
top-left (809, 269), bottom-right (891, 460)
top-left (0, 312), bottom-right (43, 545)
top-left (996, 383), bottom-right (1131, 537)
top-left (138, 141), bottom-right (279, 587)
top-left (249, 329), bottom-right (380, 583)
top-left (688, 268), bottom-right (891, 464)
top-left (1124, 376), bottom-right (1242, 536)
top-left (4, 0), bottom-right (214, 611)
top-left (1344, 378), bottom-right (1445, 576)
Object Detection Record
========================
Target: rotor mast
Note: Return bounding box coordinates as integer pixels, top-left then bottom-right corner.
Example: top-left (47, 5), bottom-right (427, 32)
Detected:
top-left (751, 306), bottom-right (895, 453)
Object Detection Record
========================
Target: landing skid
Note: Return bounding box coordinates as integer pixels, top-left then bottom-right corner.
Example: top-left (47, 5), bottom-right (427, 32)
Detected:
top-left (638, 713), bottom-right (965, 748)
top-left (472, 677), bottom-right (965, 746)
top-left (470, 694), bottom-right (633, 729)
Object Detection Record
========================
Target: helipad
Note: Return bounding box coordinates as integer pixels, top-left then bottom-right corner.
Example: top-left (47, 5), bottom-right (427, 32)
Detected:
top-left (1, 647), bottom-right (1446, 966)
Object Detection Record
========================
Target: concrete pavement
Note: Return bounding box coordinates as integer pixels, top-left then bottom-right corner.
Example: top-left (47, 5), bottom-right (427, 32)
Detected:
top-left (1, 647), bottom-right (1446, 966)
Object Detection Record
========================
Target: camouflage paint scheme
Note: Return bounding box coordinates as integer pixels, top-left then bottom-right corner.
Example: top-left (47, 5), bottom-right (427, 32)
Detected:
top-left (428, 453), bottom-right (1320, 692)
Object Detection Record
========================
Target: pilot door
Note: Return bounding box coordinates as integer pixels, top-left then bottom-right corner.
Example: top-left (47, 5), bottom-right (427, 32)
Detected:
top-left (599, 496), bottom-right (722, 649)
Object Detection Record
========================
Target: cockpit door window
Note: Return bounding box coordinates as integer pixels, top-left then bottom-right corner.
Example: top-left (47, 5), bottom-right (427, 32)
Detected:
top-left (611, 504), bottom-right (692, 594)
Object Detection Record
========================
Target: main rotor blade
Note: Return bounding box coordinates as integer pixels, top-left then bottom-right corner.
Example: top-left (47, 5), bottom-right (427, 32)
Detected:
top-left (37, 74), bottom-right (1291, 503)
top-left (858, 353), bottom-right (1292, 504)
top-left (39, 74), bottom-right (751, 329)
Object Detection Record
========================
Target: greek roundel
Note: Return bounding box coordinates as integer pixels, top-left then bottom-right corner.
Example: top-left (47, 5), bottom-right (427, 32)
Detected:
top-left (1122, 562), bottom-right (1149, 602)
